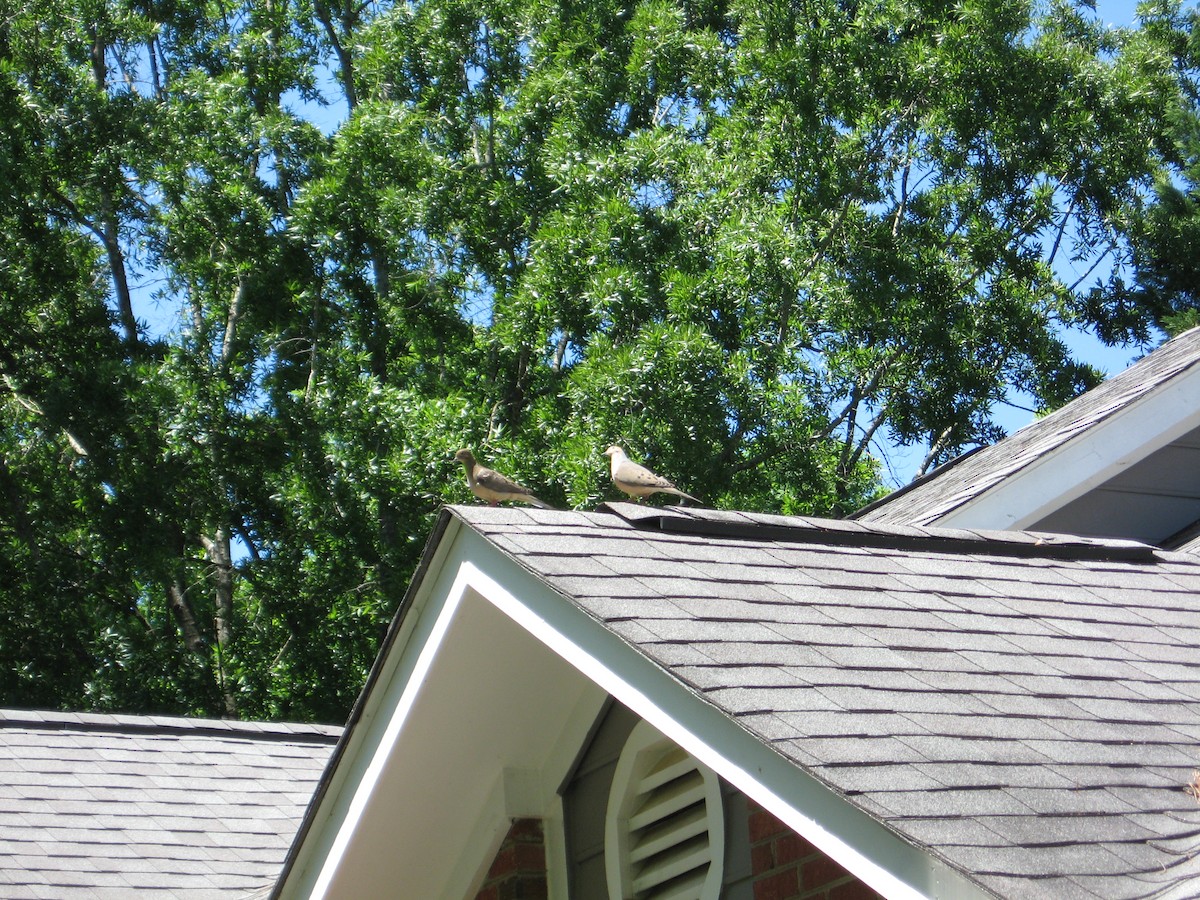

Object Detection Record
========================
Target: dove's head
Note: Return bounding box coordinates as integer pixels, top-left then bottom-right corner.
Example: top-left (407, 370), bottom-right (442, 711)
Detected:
top-left (603, 445), bottom-right (624, 459)
top-left (454, 448), bottom-right (474, 465)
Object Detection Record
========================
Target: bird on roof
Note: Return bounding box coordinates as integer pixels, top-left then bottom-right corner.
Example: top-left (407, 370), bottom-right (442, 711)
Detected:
top-left (603, 445), bottom-right (701, 505)
top-left (455, 449), bottom-right (552, 508)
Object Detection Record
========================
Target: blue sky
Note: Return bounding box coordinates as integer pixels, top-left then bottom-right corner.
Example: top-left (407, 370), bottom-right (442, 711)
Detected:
top-left (872, 0), bottom-right (1179, 484)
top-left (1095, 0), bottom-right (1143, 27)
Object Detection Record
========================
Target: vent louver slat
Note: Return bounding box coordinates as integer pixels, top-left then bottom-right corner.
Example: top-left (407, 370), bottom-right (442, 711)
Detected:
top-left (636, 749), bottom-right (695, 792)
top-left (629, 764), bottom-right (710, 897)
top-left (629, 803), bottom-right (708, 863)
top-left (631, 833), bottom-right (712, 895)
top-left (628, 768), bottom-right (705, 832)
top-left (639, 868), bottom-right (708, 900)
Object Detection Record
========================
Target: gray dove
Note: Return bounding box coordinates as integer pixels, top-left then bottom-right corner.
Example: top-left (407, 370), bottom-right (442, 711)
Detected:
top-left (603, 445), bottom-right (700, 504)
top-left (455, 449), bottom-right (551, 508)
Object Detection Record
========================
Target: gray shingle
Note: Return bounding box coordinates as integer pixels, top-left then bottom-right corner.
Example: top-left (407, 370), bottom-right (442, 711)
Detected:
top-left (813, 684), bottom-right (993, 717)
top-left (910, 761), bottom-right (1078, 790)
top-left (793, 735), bottom-right (927, 766)
top-left (816, 763), bottom-right (946, 794)
top-left (701, 686), bottom-right (839, 715)
top-left (692, 640), bottom-right (826, 667)
top-left (987, 813), bottom-right (1161, 846)
top-left (899, 733), bottom-right (1054, 765)
top-left (946, 842), bottom-right (1138, 878)
top-left (1003, 786), bottom-right (1142, 816)
top-left (763, 622), bottom-right (884, 648)
top-left (772, 709), bottom-right (921, 739)
top-left (866, 787), bottom-right (1035, 818)
top-left (894, 816), bottom-right (1010, 847)
top-left (637, 618), bottom-right (783, 643)
top-left (0, 711), bottom-right (339, 897)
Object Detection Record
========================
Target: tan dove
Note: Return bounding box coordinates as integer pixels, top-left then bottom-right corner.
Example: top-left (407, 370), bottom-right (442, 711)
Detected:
top-left (454, 449), bottom-right (552, 508)
top-left (603, 445), bottom-right (701, 505)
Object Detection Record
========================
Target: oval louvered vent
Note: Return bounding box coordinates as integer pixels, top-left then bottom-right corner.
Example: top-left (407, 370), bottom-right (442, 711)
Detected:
top-left (605, 722), bottom-right (724, 900)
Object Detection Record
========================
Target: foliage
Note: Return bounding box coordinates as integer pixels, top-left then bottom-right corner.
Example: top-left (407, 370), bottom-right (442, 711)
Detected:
top-left (1117, 4), bottom-right (1200, 336)
top-left (0, 0), bottom-right (1195, 720)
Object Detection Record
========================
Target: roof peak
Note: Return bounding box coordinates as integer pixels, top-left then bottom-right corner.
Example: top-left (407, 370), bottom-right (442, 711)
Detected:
top-left (596, 502), bottom-right (1158, 562)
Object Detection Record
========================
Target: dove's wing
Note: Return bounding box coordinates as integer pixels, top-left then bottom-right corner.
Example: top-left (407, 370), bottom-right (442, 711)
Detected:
top-left (474, 465), bottom-right (552, 508)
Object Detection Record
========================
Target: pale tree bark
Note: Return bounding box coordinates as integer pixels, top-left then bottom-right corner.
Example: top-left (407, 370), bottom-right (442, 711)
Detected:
top-left (166, 579), bottom-right (205, 655)
top-left (87, 23), bottom-right (139, 348)
top-left (202, 528), bottom-right (238, 718)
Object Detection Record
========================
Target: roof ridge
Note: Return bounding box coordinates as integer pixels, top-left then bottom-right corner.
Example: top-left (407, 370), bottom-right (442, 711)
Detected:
top-left (1162, 516), bottom-right (1200, 552)
top-left (598, 502), bottom-right (1158, 562)
top-left (0, 708), bottom-right (343, 743)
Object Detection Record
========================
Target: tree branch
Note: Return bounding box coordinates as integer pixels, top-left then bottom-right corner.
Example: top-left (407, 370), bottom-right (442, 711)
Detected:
top-left (1, 375), bottom-right (91, 457)
top-left (915, 423), bottom-right (957, 479)
top-left (220, 276), bottom-right (245, 369)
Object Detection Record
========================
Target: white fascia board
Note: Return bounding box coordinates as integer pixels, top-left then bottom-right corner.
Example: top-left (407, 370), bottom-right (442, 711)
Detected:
top-left (941, 369), bottom-right (1200, 531)
top-left (461, 535), bottom-right (991, 900)
top-left (280, 522), bottom-right (603, 900)
top-left (279, 516), bottom-right (470, 899)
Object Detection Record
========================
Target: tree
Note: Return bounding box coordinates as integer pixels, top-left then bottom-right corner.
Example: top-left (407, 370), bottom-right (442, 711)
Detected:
top-left (1114, 2), bottom-right (1200, 337)
top-left (0, 0), bottom-right (1192, 720)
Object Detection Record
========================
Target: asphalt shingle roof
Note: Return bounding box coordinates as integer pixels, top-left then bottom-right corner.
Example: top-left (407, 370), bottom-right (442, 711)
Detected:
top-left (0, 709), bottom-right (340, 899)
top-left (451, 501), bottom-right (1200, 900)
top-left (854, 327), bottom-right (1200, 528)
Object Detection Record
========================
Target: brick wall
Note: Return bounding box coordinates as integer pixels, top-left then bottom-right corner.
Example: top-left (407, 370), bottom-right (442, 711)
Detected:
top-left (472, 804), bottom-right (876, 900)
top-left (748, 800), bottom-right (881, 900)
top-left (475, 818), bottom-right (548, 900)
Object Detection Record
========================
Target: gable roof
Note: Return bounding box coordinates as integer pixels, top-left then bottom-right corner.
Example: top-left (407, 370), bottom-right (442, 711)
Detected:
top-left (854, 327), bottom-right (1200, 542)
top-left (281, 502), bottom-right (1200, 900)
top-left (0, 708), bottom-right (340, 899)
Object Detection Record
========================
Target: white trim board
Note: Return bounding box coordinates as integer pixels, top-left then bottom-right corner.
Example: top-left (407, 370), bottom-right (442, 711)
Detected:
top-left (464, 533), bottom-right (989, 900)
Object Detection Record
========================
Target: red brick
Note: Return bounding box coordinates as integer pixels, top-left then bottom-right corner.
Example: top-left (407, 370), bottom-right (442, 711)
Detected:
top-left (478, 819), bottom-right (548, 897)
top-left (801, 855), bottom-right (849, 891)
top-left (775, 832), bottom-right (817, 866)
top-left (751, 842), bottom-right (776, 873)
top-left (513, 842), bottom-right (546, 872)
top-left (754, 868), bottom-right (800, 900)
top-left (487, 846), bottom-right (517, 879)
top-left (506, 818), bottom-right (544, 842)
top-left (749, 808), bottom-right (789, 843)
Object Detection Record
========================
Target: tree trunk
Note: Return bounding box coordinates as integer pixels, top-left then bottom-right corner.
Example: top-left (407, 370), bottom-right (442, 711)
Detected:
top-left (203, 528), bottom-right (238, 718)
top-left (166, 577), bottom-right (205, 654)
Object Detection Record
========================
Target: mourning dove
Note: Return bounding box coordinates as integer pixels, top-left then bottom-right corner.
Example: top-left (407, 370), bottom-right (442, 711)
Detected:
top-left (454, 449), bottom-right (552, 508)
top-left (603, 445), bottom-right (700, 504)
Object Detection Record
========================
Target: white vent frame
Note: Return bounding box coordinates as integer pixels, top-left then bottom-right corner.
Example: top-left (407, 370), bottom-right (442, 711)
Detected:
top-left (604, 720), bottom-right (725, 900)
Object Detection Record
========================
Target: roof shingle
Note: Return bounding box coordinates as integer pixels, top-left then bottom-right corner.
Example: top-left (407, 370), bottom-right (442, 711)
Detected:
top-left (0, 709), bottom-right (339, 898)
top-left (451, 501), bottom-right (1200, 899)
